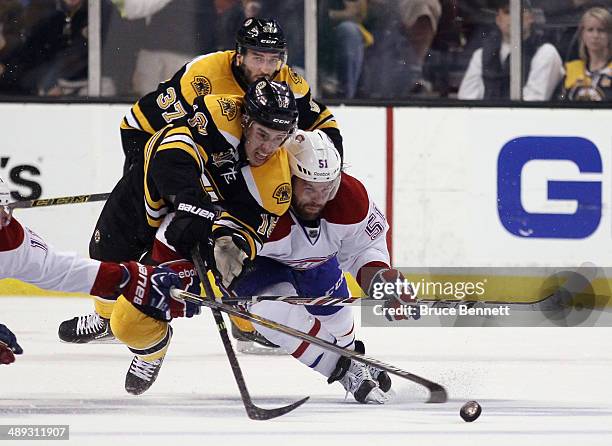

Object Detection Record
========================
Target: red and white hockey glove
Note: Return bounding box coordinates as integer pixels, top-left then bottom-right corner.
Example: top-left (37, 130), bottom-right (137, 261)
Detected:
top-left (120, 261), bottom-right (182, 320)
top-left (368, 269), bottom-right (420, 321)
top-left (0, 324), bottom-right (23, 365)
top-left (159, 259), bottom-right (202, 319)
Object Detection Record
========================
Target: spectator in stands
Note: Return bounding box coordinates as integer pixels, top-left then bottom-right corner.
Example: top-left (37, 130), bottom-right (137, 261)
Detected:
top-left (357, 0), bottom-right (442, 99)
top-left (532, 0), bottom-right (612, 61)
top-left (261, 0), bottom-right (304, 68)
top-left (0, 0), bottom-right (25, 94)
top-left (17, 0), bottom-right (88, 96)
top-left (560, 6), bottom-right (612, 101)
top-left (214, 1), bottom-right (249, 51)
top-left (458, 0), bottom-right (563, 100)
top-left (323, 0), bottom-right (371, 99)
top-left (111, 0), bottom-right (216, 96)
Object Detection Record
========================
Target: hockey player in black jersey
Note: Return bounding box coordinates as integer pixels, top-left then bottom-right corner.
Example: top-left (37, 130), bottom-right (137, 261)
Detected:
top-left (59, 79), bottom-right (298, 395)
top-left (121, 17), bottom-right (342, 173)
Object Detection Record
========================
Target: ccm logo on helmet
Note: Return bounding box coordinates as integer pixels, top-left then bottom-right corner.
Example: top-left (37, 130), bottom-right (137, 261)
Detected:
top-left (177, 203), bottom-right (215, 220)
top-left (272, 118), bottom-right (291, 124)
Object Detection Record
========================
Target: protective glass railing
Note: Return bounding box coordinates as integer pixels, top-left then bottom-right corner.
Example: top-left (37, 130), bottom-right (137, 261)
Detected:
top-left (0, 0), bottom-right (609, 104)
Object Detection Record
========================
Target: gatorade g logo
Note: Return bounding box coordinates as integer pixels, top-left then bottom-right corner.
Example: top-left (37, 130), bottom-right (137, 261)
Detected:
top-left (497, 137), bottom-right (602, 239)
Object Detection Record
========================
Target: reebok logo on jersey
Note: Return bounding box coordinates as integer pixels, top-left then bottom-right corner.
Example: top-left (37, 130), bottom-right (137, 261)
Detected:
top-left (177, 203), bottom-right (215, 220)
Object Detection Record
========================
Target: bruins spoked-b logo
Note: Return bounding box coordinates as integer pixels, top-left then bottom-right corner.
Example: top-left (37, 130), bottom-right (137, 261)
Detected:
top-left (273, 182), bottom-right (291, 204)
top-left (191, 76), bottom-right (212, 97)
top-left (218, 97), bottom-right (238, 121)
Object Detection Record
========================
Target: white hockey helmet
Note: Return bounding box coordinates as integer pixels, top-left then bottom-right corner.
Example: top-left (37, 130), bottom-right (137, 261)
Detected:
top-left (285, 130), bottom-right (341, 183)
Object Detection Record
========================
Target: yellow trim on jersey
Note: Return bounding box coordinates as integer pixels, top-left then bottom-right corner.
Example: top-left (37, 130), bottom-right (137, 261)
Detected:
top-left (276, 66), bottom-right (310, 98)
top-left (248, 148), bottom-right (292, 216)
top-left (143, 129), bottom-right (168, 227)
top-left (179, 51), bottom-right (241, 106)
top-left (214, 212), bottom-right (258, 259)
top-left (132, 101), bottom-right (156, 134)
top-left (203, 94), bottom-right (243, 143)
top-left (310, 108), bottom-right (339, 131)
top-left (564, 60), bottom-right (589, 89)
top-left (157, 141), bottom-right (202, 168)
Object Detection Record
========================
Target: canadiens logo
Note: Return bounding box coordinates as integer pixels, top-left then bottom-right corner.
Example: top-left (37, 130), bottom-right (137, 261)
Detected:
top-left (288, 67), bottom-right (303, 85)
top-left (273, 182), bottom-right (291, 204)
top-left (191, 76), bottom-right (212, 97)
top-left (218, 97), bottom-right (238, 121)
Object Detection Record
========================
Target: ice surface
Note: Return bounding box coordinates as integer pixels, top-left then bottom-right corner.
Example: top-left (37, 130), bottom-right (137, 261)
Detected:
top-left (1, 297), bottom-right (611, 445)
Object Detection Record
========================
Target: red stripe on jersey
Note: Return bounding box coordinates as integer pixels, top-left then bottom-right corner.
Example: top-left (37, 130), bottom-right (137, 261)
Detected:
top-left (90, 262), bottom-right (124, 298)
top-left (340, 322), bottom-right (355, 338)
top-left (267, 213), bottom-right (293, 242)
top-left (291, 318), bottom-right (322, 359)
top-left (0, 218), bottom-right (25, 252)
top-left (152, 239), bottom-right (184, 264)
top-left (321, 173), bottom-right (370, 225)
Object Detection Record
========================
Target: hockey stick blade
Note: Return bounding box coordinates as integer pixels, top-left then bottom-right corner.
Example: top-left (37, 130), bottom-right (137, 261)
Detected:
top-left (9, 192), bottom-right (111, 209)
top-left (173, 288), bottom-right (448, 404)
top-left (190, 247), bottom-right (309, 420)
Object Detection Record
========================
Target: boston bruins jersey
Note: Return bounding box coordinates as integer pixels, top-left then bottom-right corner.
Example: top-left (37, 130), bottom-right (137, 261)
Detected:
top-left (143, 93), bottom-right (292, 260)
top-left (122, 50), bottom-right (343, 157)
top-left (562, 59), bottom-right (612, 101)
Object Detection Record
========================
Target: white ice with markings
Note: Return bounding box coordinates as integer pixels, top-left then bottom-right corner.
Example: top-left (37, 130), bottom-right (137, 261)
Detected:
top-left (1, 297), bottom-right (611, 445)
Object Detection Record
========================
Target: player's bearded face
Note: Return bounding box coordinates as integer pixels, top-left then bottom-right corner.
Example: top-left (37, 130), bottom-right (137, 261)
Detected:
top-left (291, 177), bottom-right (337, 221)
top-left (240, 50), bottom-right (284, 83)
top-left (243, 122), bottom-right (289, 167)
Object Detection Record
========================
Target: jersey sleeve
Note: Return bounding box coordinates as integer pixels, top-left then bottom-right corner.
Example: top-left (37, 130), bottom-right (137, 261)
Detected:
top-left (122, 65), bottom-right (191, 136)
top-left (337, 196), bottom-right (390, 278)
top-left (0, 219), bottom-right (102, 294)
top-left (281, 67), bottom-right (344, 157)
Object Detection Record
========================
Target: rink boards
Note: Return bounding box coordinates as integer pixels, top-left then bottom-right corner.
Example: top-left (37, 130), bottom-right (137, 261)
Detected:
top-left (1, 104), bottom-right (611, 295)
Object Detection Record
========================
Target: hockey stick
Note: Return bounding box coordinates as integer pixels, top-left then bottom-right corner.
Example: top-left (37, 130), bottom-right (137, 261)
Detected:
top-left (209, 291), bottom-right (576, 311)
top-left (190, 246), bottom-right (309, 420)
top-left (8, 192), bottom-right (110, 210)
top-left (172, 286), bottom-right (448, 404)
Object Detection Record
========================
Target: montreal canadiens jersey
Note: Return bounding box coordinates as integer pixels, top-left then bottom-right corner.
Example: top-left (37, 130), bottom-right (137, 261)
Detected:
top-left (122, 50), bottom-right (343, 155)
top-left (0, 218), bottom-right (100, 293)
top-left (260, 173), bottom-right (390, 278)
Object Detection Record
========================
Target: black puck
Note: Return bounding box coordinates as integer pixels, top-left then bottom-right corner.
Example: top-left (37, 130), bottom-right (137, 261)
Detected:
top-left (460, 401), bottom-right (482, 422)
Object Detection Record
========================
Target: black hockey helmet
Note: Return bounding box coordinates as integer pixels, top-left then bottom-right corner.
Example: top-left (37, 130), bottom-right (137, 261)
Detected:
top-left (244, 78), bottom-right (298, 133)
top-left (236, 17), bottom-right (287, 55)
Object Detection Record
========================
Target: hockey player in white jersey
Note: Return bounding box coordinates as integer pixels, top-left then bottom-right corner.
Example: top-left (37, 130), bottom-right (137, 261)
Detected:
top-left (0, 177), bottom-right (188, 365)
top-left (231, 130), bottom-right (412, 404)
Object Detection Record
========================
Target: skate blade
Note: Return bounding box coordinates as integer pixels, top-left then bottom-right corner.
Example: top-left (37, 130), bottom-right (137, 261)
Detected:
top-left (236, 340), bottom-right (288, 356)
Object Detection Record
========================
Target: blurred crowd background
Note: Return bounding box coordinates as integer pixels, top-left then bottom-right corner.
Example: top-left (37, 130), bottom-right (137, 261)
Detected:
top-left (0, 0), bottom-right (610, 102)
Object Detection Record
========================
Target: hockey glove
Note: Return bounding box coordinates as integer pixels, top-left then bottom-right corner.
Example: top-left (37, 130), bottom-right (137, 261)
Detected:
top-left (0, 324), bottom-right (23, 365)
top-left (368, 269), bottom-right (419, 321)
top-left (165, 189), bottom-right (216, 260)
top-left (212, 232), bottom-right (250, 289)
top-left (120, 261), bottom-right (182, 320)
top-left (158, 259), bottom-right (202, 318)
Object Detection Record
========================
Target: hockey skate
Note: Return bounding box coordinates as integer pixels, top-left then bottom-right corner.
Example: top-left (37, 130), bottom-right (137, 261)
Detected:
top-left (231, 319), bottom-right (288, 356)
top-left (354, 340), bottom-right (392, 392)
top-left (328, 355), bottom-right (388, 404)
top-left (58, 312), bottom-right (116, 344)
top-left (125, 355), bottom-right (165, 395)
